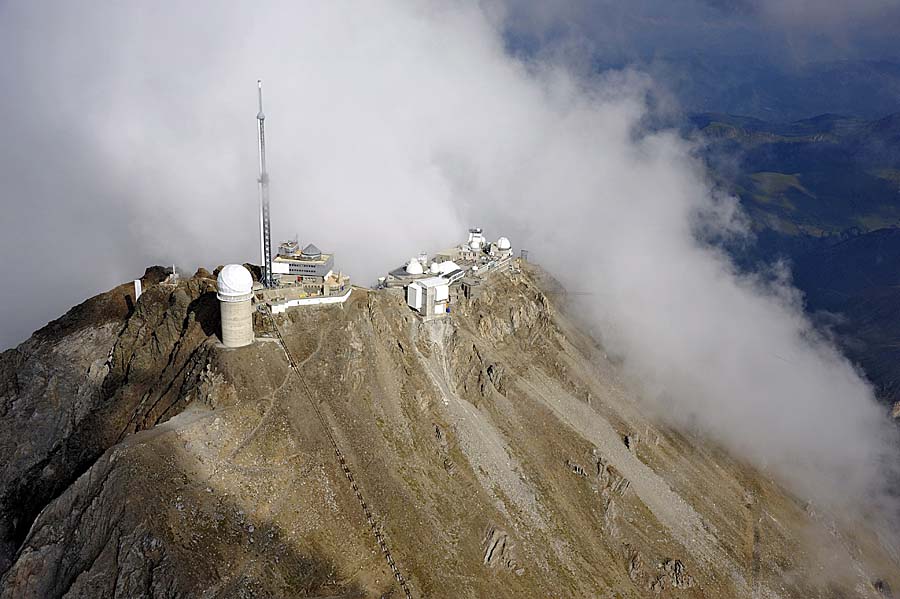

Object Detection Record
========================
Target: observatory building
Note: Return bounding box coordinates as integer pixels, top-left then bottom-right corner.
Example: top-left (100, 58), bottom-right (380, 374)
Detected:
top-left (382, 226), bottom-right (514, 318)
top-left (271, 240), bottom-right (350, 297)
top-left (433, 227), bottom-right (514, 267)
top-left (217, 264), bottom-right (254, 348)
top-left (406, 277), bottom-right (451, 318)
top-left (256, 239), bottom-right (352, 313)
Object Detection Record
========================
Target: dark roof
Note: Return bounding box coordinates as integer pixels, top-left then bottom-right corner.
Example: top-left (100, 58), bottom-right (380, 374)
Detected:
top-left (443, 269), bottom-right (465, 282)
top-left (301, 243), bottom-right (322, 257)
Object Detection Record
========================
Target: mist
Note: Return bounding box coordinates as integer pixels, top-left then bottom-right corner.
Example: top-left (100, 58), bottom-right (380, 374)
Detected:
top-left (1, 1), bottom-right (897, 523)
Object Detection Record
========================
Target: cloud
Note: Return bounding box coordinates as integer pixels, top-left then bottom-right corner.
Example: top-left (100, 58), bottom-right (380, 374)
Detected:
top-left (0, 0), bottom-right (896, 531)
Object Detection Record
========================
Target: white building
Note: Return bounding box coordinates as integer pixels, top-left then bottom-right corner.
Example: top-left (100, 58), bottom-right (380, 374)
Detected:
top-left (467, 227), bottom-right (486, 250)
top-left (217, 264), bottom-right (254, 348)
top-left (407, 277), bottom-right (450, 318)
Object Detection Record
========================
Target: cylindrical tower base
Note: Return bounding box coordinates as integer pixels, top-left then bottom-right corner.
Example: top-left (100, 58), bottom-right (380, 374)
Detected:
top-left (219, 298), bottom-right (254, 348)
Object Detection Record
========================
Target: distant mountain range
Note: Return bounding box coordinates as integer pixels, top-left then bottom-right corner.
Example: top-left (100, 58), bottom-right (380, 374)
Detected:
top-left (692, 112), bottom-right (900, 406)
top-left (792, 229), bottom-right (900, 404)
top-left (645, 57), bottom-right (900, 122)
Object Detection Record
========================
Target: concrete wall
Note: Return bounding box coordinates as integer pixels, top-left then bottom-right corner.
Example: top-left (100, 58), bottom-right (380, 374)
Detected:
top-left (407, 284), bottom-right (422, 310)
top-left (270, 288), bottom-right (353, 314)
top-left (220, 299), bottom-right (254, 348)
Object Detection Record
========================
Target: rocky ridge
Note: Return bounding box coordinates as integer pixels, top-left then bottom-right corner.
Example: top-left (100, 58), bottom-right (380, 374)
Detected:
top-left (0, 264), bottom-right (897, 598)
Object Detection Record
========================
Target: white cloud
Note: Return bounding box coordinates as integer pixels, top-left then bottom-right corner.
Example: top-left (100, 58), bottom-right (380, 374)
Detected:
top-left (0, 1), bottom-right (896, 522)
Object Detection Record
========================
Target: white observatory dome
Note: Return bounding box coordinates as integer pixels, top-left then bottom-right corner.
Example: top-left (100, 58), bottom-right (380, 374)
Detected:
top-left (217, 264), bottom-right (254, 298)
top-left (497, 237), bottom-right (511, 250)
top-left (405, 259), bottom-right (424, 275)
top-left (430, 262), bottom-right (441, 274)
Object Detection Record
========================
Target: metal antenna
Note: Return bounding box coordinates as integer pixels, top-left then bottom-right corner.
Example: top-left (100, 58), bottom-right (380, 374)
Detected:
top-left (257, 79), bottom-right (274, 288)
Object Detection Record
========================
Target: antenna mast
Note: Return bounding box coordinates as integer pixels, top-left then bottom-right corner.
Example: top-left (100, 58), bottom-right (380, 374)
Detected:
top-left (256, 79), bottom-right (274, 288)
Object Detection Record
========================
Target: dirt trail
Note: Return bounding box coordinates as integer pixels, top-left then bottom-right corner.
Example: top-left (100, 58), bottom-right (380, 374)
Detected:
top-left (225, 327), bottom-right (325, 463)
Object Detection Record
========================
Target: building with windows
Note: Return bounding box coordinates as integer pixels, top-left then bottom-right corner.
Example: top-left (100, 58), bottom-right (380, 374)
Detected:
top-left (270, 241), bottom-right (349, 298)
top-left (273, 242), bottom-right (333, 279)
top-left (385, 227), bottom-right (515, 319)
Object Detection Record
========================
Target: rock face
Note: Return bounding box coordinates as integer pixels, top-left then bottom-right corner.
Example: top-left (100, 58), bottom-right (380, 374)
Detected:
top-left (1, 264), bottom-right (898, 598)
top-left (0, 268), bottom-right (217, 576)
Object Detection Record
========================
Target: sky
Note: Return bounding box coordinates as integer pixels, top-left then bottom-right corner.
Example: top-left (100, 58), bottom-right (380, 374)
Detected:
top-left (497, 0), bottom-right (900, 120)
top-left (498, 0), bottom-right (900, 64)
top-left (2, 0), bottom-right (899, 348)
top-left (1, 0), bottom-right (898, 528)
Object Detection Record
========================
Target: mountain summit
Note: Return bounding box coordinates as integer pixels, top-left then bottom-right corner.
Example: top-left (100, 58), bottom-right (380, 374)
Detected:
top-left (0, 266), bottom-right (896, 598)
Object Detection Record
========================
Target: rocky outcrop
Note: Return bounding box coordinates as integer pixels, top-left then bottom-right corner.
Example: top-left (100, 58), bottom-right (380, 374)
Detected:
top-left (0, 270), bottom-right (217, 576)
top-left (0, 319), bottom-right (121, 575)
top-left (481, 526), bottom-right (520, 573)
top-left (1, 265), bottom-right (898, 598)
top-left (624, 546), bottom-right (695, 594)
top-left (0, 395), bottom-right (361, 599)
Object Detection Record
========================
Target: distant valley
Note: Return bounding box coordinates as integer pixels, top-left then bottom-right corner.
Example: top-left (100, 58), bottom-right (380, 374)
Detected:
top-left (692, 112), bottom-right (900, 406)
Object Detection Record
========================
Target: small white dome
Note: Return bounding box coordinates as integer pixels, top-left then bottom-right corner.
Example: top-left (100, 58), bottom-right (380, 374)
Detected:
top-left (217, 264), bottom-right (253, 297)
top-left (497, 237), bottom-right (511, 250)
top-left (469, 239), bottom-right (483, 250)
top-left (405, 259), bottom-right (424, 275)
top-left (430, 262), bottom-right (440, 274)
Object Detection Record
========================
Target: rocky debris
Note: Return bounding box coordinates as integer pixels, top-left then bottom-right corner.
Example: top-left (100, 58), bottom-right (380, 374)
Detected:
top-left (421, 319), bottom-right (547, 532)
top-left (468, 274), bottom-right (554, 347)
top-left (624, 546), bottom-right (694, 593)
top-left (656, 559), bottom-right (694, 590)
top-left (485, 363), bottom-right (503, 393)
top-left (585, 450), bottom-right (631, 535)
top-left (434, 424), bottom-right (455, 476)
top-left (452, 341), bottom-right (504, 402)
top-left (596, 455), bottom-right (632, 498)
top-left (625, 546), bottom-right (644, 582)
top-left (603, 496), bottom-right (622, 538)
top-left (482, 527), bottom-right (520, 573)
top-left (875, 579), bottom-right (894, 598)
top-left (565, 459), bottom-right (587, 477)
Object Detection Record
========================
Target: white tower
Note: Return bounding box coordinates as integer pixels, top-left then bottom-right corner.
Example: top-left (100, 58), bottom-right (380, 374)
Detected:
top-left (467, 227), bottom-right (485, 250)
top-left (217, 264), bottom-right (254, 348)
top-left (257, 80), bottom-right (274, 288)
